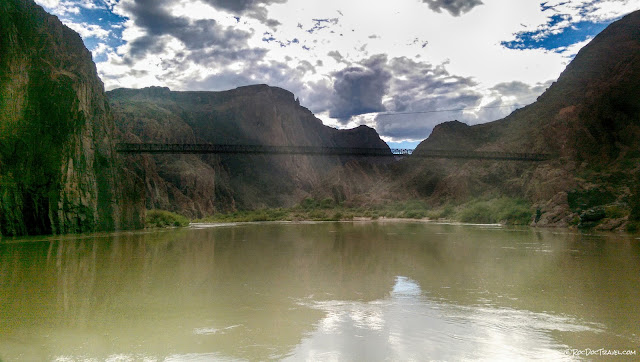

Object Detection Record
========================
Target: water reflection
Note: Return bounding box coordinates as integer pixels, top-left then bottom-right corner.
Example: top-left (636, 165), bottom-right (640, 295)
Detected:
top-left (0, 222), bottom-right (638, 360)
top-left (287, 276), bottom-right (602, 361)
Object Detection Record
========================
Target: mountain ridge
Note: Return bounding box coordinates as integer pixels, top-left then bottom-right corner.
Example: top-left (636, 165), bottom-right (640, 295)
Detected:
top-left (108, 84), bottom-right (393, 217)
top-left (407, 10), bottom-right (640, 230)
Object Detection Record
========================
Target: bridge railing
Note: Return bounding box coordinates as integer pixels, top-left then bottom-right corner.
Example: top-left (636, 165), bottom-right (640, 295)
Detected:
top-left (413, 149), bottom-right (553, 161)
top-left (115, 143), bottom-right (552, 161)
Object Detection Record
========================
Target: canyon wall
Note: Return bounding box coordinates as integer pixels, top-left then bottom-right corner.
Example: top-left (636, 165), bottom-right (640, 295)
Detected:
top-left (0, 0), bottom-right (144, 236)
top-left (109, 85), bottom-right (392, 217)
top-left (403, 10), bottom-right (640, 230)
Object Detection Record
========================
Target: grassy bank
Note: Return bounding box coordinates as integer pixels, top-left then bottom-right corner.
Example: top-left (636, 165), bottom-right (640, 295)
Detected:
top-left (456, 197), bottom-right (531, 225)
top-left (195, 197), bottom-right (533, 225)
top-left (146, 209), bottom-right (190, 228)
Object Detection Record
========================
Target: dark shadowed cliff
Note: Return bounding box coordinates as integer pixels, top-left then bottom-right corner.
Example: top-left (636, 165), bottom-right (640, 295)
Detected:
top-left (405, 10), bottom-right (640, 230)
top-left (0, 0), bottom-right (144, 236)
top-left (108, 85), bottom-right (392, 217)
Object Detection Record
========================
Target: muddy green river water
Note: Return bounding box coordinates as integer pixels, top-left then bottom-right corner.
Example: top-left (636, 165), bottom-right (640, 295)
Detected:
top-left (1, 221), bottom-right (639, 361)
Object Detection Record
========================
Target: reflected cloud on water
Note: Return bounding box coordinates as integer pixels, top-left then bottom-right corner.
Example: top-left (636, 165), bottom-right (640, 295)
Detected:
top-left (1, 223), bottom-right (638, 361)
top-left (286, 276), bottom-right (601, 361)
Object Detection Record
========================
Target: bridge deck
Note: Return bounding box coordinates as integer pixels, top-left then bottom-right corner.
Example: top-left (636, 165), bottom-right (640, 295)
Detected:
top-left (115, 143), bottom-right (552, 161)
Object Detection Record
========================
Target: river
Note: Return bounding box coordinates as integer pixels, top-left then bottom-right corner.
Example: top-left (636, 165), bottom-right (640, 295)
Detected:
top-left (1, 221), bottom-right (638, 361)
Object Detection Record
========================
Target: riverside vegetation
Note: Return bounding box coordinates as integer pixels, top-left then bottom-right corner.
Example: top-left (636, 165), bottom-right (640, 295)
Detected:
top-left (145, 210), bottom-right (190, 228)
top-left (148, 193), bottom-right (640, 232)
top-left (184, 196), bottom-right (533, 225)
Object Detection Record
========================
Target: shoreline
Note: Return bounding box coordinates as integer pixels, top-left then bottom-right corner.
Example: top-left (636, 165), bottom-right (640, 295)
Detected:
top-left (189, 216), bottom-right (502, 228)
top-left (191, 217), bottom-right (541, 230)
top-left (188, 217), bottom-right (637, 236)
top-left (2, 218), bottom-right (637, 243)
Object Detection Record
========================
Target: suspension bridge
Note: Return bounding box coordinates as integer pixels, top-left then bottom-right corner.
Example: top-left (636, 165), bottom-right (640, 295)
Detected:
top-left (116, 143), bottom-right (553, 161)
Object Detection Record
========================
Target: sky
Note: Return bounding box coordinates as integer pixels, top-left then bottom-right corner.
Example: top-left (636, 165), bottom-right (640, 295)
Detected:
top-left (35, 0), bottom-right (640, 148)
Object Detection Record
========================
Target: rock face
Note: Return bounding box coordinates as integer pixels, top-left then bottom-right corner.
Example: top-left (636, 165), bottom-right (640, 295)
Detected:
top-left (406, 10), bottom-right (640, 229)
top-left (109, 85), bottom-right (391, 217)
top-left (0, 0), bottom-right (144, 236)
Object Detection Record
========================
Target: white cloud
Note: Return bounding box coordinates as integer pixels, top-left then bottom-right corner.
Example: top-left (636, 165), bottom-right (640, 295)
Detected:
top-left (78, 0), bottom-right (102, 10)
top-left (91, 42), bottom-right (110, 56)
top-left (35, 0), bottom-right (80, 15)
top-left (540, 0), bottom-right (640, 22)
top-left (556, 37), bottom-right (594, 58)
top-left (35, 0), bottom-right (60, 8)
top-left (65, 22), bottom-right (111, 39)
top-left (59, 0), bottom-right (639, 141)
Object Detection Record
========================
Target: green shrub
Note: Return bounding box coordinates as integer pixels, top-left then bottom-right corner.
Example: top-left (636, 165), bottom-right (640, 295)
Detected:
top-left (458, 202), bottom-right (494, 224)
top-left (384, 211), bottom-right (400, 218)
top-left (320, 198), bottom-right (334, 208)
top-left (309, 210), bottom-right (327, 220)
top-left (427, 205), bottom-right (455, 219)
top-left (441, 205), bottom-right (454, 218)
top-left (300, 198), bottom-right (318, 210)
top-left (457, 197), bottom-right (531, 225)
top-left (404, 200), bottom-right (430, 212)
top-left (405, 210), bottom-right (426, 219)
top-left (569, 215), bottom-right (580, 226)
top-left (604, 205), bottom-right (629, 219)
top-left (146, 209), bottom-right (189, 228)
top-left (250, 212), bottom-right (268, 222)
top-left (493, 198), bottom-right (532, 225)
top-left (268, 208), bottom-right (289, 220)
top-left (567, 188), bottom-right (616, 211)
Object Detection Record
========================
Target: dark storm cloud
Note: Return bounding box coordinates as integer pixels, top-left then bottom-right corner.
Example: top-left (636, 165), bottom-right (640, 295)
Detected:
top-left (188, 47), bottom-right (268, 67)
top-left (465, 81), bottom-right (553, 124)
top-left (375, 90), bottom-right (482, 140)
top-left (186, 71), bottom-right (255, 91)
top-left (185, 59), bottom-right (333, 114)
top-left (371, 61), bottom-right (554, 141)
top-left (422, 0), bottom-right (483, 16)
top-left (383, 57), bottom-right (479, 110)
top-left (296, 60), bottom-right (316, 74)
top-left (373, 57), bottom-right (483, 140)
top-left (316, 55), bottom-right (487, 139)
top-left (329, 55), bottom-right (392, 122)
top-left (122, 0), bottom-right (271, 61)
top-left (491, 80), bottom-right (552, 100)
top-left (327, 50), bottom-right (347, 64)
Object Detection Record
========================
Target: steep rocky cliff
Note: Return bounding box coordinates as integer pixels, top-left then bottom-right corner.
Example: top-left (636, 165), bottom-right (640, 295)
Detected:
top-left (406, 10), bottom-right (640, 230)
top-left (0, 0), bottom-right (144, 236)
top-left (109, 85), bottom-right (392, 217)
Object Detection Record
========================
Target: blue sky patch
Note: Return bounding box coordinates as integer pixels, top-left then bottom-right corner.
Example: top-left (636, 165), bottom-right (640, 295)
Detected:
top-left (387, 140), bottom-right (421, 150)
top-left (501, 14), bottom-right (613, 52)
top-left (49, 3), bottom-right (127, 62)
